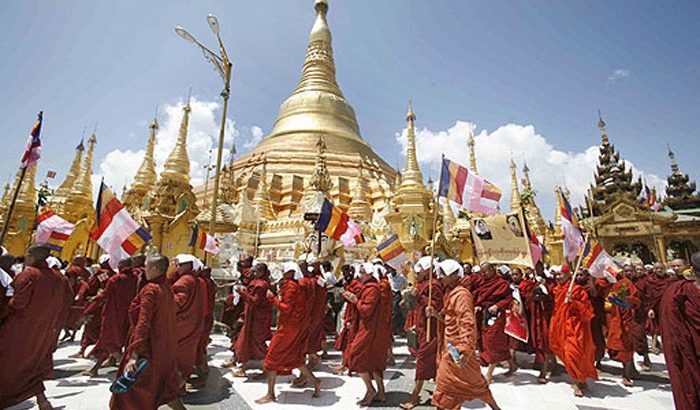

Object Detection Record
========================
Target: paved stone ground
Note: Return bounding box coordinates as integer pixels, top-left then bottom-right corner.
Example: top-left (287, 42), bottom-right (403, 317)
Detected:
top-left (8, 333), bottom-right (675, 409)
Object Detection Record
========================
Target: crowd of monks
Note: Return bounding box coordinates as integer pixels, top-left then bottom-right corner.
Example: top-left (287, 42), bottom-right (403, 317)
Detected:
top-left (0, 242), bottom-right (698, 410)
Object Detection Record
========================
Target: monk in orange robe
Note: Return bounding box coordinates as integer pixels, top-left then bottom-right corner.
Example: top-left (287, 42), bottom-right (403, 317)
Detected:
top-left (549, 266), bottom-right (598, 397)
top-left (346, 263), bottom-right (387, 406)
top-left (110, 255), bottom-right (185, 410)
top-left (659, 252), bottom-right (700, 410)
top-left (401, 256), bottom-right (444, 410)
top-left (0, 244), bottom-right (73, 410)
top-left (256, 262), bottom-right (320, 404)
top-left (430, 259), bottom-right (501, 410)
top-left (472, 262), bottom-right (514, 382)
top-left (603, 270), bottom-right (640, 386)
top-left (172, 255), bottom-right (206, 386)
top-left (232, 262), bottom-right (273, 377)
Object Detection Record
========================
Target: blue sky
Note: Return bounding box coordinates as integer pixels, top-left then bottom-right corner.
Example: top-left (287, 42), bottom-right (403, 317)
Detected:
top-left (1, 1), bottom-right (698, 217)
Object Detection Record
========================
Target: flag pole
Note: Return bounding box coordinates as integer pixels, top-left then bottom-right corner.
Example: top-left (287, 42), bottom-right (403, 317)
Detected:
top-left (565, 232), bottom-right (589, 303)
top-left (0, 166), bottom-right (28, 246)
top-left (427, 154), bottom-right (444, 342)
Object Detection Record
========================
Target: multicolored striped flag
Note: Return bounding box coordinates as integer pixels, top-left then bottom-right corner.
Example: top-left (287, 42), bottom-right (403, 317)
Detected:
top-left (189, 225), bottom-right (220, 255)
top-left (377, 234), bottom-right (408, 271)
top-left (558, 188), bottom-right (583, 262)
top-left (438, 157), bottom-right (502, 215)
top-left (91, 181), bottom-right (152, 269)
top-left (580, 237), bottom-right (619, 283)
top-left (21, 111), bottom-right (43, 169)
top-left (35, 209), bottom-right (76, 252)
top-left (315, 198), bottom-right (350, 240)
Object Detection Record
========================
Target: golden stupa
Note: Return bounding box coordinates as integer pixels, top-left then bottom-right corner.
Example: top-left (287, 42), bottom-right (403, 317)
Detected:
top-left (0, 164), bottom-right (38, 256)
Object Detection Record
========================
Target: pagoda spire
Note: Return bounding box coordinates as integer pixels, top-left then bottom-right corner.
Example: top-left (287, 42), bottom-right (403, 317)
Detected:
top-left (49, 138), bottom-right (84, 213)
top-left (67, 134), bottom-right (96, 221)
top-left (401, 101), bottom-right (424, 188)
top-left (347, 159), bottom-right (372, 221)
top-left (663, 144), bottom-right (700, 210)
top-left (598, 110), bottom-right (609, 146)
top-left (309, 136), bottom-right (333, 194)
top-left (509, 157), bottom-right (521, 212)
top-left (668, 144), bottom-right (680, 174)
top-left (253, 155), bottom-right (276, 221)
top-left (467, 127), bottom-right (478, 174)
top-left (161, 97), bottom-right (191, 183)
top-left (123, 117), bottom-right (159, 213)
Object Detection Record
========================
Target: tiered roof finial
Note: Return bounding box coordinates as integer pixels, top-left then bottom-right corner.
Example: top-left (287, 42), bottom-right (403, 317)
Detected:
top-left (598, 110), bottom-right (609, 146)
top-left (467, 126), bottom-right (478, 174)
top-left (68, 133), bottom-right (97, 211)
top-left (133, 116), bottom-right (159, 189)
top-left (668, 144), bottom-right (680, 174)
top-left (348, 159), bottom-right (372, 221)
top-left (401, 101), bottom-right (424, 188)
top-left (161, 97), bottom-right (191, 183)
top-left (253, 154), bottom-right (276, 220)
top-left (309, 136), bottom-right (333, 194)
top-left (663, 143), bottom-right (700, 210)
top-left (49, 137), bottom-right (85, 212)
top-left (509, 157), bottom-right (521, 212)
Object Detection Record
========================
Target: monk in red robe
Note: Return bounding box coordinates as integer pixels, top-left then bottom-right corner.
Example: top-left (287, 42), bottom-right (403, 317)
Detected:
top-left (401, 256), bottom-right (444, 410)
top-left (232, 262), bottom-right (273, 377)
top-left (659, 252), bottom-right (700, 410)
top-left (221, 286), bottom-right (245, 368)
top-left (377, 263), bottom-right (394, 367)
top-left (109, 255), bottom-right (185, 410)
top-left (172, 254), bottom-right (206, 386)
top-left (346, 263), bottom-right (387, 406)
top-left (72, 255), bottom-right (115, 358)
top-left (549, 266), bottom-right (598, 397)
top-left (294, 260), bottom-right (316, 378)
top-left (603, 270), bottom-right (640, 387)
top-left (473, 262), bottom-right (514, 382)
top-left (645, 262), bottom-right (676, 354)
top-left (256, 262), bottom-right (320, 404)
top-left (307, 260), bottom-right (328, 366)
top-left (627, 264), bottom-right (652, 371)
top-left (0, 244), bottom-right (73, 410)
top-left (84, 257), bottom-right (139, 376)
top-left (581, 269), bottom-right (607, 368)
top-left (192, 267), bottom-right (218, 383)
top-left (527, 262), bottom-right (555, 383)
top-left (507, 268), bottom-right (534, 359)
top-left (429, 259), bottom-right (501, 410)
top-left (61, 256), bottom-right (90, 341)
top-left (330, 265), bottom-right (362, 375)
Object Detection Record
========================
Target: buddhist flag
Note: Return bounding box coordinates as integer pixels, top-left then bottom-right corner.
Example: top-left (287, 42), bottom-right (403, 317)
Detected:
top-left (580, 237), bottom-right (618, 283)
top-left (377, 234), bottom-right (408, 271)
top-left (21, 111), bottom-right (43, 169)
top-left (438, 157), bottom-right (501, 215)
top-left (35, 209), bottom-right (76, 252)
top-left (315, 198), bottom-right (350, 240)
top-left (91, 181), bottom-right (152, 269)
top-left (558, 188), bottom-right (583, 262)
top-left (189, 225), bottom-right (220, 255)
top-left (340, 220), bottom-right (364, 247)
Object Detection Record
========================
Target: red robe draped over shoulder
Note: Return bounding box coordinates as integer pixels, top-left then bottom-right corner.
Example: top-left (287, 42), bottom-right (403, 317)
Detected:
top-left (196, 274), bottom-right (218, 369)
top-left (87, 268), bottom-right (138, 360)
top-left (604, 277), bottom-right (640, 363)
top-left (80, 268), bottom-right (114, 350)
top-left (643, 274), bottom-right (676, 335)
top-left (109, 275), bottom-right (181, 410)
top-left (659, 280), bottom-right (700, 410)
top-left (472, 274), bottom-right (512, 364)
top-left (549, 281), bottom-right (598, 383)
top-left (378, 277), bottom-right (393, 354)
top-left (308, 273), bottom-right (328, 354)
top-left (433, 285), bottom-right (494, 409)
top-left (0, 264), bottom-right (72, 408)
top-left (631, 275), bottom-right (650, 354)
top-left (414, 278), bottom-right (444, 380)
top-left (172, 271), bottom-right (206, 381)
top-left (347, 280), bottom-right (387, 373)
top-left (527, 279), bottom-right (555, 363)
top-left (264, 278), bottom-right (307, 375)
top-left (335, 279), bottom-right (362, 366)
top-left (234, 277), bottom-right (272, 363)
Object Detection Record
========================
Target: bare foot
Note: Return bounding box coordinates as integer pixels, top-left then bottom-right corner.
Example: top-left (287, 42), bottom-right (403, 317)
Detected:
top-left (313, 378), bottom-right (321, 398)
top-left (329, 364), bottom-right (346, 375)
top-left (291, 376), bottom-right (308, 388)
top-left (504, 364), bottom-right (518, 377)
top-left (81, 369), bottom-right (98, 377)
top-left (572, 383), bottom-right (584, 397)
top-left (69, 352), bottom-right (84, 359)
top-left (622, 378), bottom-right (634, 387)
top-left (101, 356), bottom-right (117, 367)
top-left (221, 357), bottom-right (237, 368)
top-left (253, 371), bottom-right (267, 380)
top-left (231, 368), bottom-right (247, 378)
top-left (399, 402), bottom-right (417, 410)
top-left (537, 375), bottom-right (548, 384)
top-left (374, 392), bottom-right (386, 403)
top-left (358, 390), bottom-right (377, 407)
top-left (485, 375), bottom-right (493, 384)
top-left (387, 356), bottom-right (396, 366)
top-left (255, 394), bottom-right (276, 404)
top-left (37, 399), bottom-right (54, 410)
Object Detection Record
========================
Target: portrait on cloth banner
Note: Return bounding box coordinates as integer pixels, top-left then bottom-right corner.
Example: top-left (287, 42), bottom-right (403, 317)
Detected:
top-left (471, 212), bottom-right (533, 268)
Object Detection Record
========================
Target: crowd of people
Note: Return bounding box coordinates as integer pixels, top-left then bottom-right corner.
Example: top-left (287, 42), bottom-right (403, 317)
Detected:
top-left (0, 243), bottom-right (698, 410)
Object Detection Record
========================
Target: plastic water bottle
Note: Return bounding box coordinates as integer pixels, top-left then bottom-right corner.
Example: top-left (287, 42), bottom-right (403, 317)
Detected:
top-left (447, 343), bottom-right (461, 363)
top-left (110, 358), bottom-right (149, 394)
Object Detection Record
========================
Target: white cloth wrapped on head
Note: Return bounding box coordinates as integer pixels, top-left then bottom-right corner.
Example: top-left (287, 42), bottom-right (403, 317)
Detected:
top-left (497, 265), bottom-right (511, 276)
top-left (98, 254), bottom-right (110, 265)
top-left (175, 254), bottom-right (204, 271)
top-left (283, 261), bottom-right (304, 281)
top-left (362, 262), bottom-right (380, 281)
top-left (414, 255), bottom-right (439, 273)
top-left (439, 259), bottom-right (463, 278)
top-left (472, 265), bottom-right (481, 273)
top-left (46, 256), bottom-right (61, 270)
top-left (373, 263), bottom-right (387, 278)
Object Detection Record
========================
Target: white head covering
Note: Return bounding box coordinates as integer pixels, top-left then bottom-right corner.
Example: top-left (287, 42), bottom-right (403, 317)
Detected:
top-left (46, 256), bottom-right (61, 269)
top-left (362, 262), bottom-right (380, 281)
top-left (98, 254), bottom-right (110, 265)
top-left (439, 259), bottom-right (463, 278)
top-left (374, 263), bottom-right (387, 278)
top-left (472, 265), bottom-right (481, 273)
top-left (175, 254), bottom-right (204, 271)
top-left (306, 253), bottom-right (318, 264)
top-left (497, 265), bottom-right (512, 276)
top-left (414, 256), bottom-right (438, 273)
top-left (283, 261), bottom-right (303, 281)
top-left (352, 263), bottom-right (362, 279)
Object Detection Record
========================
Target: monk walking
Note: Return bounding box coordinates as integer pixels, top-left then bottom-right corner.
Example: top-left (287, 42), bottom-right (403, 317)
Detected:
top-left (61, 256), bottom-right (90, 341)
top-left (255, 262), bottom-right (320, 404)
top-left (549, 266), bottom-right (598, 397)
top-left (193, 266), bottom-right (218, 384)
top-left (72, 255), bottom-right (114, 358)
top-left (627, 264), bottom-right (652, 371)
top-left (659, 252), bottom-right (700, 410)
top-left (330, 264), bottom-right (361, 375)
top-left (346, 263), bottom-right (387, 406)
top-left (429, 259), bottom-right (501, 410)
top-left (603, 268), bottom-right (640, 386)
top-left (0, 244), bottom-right (73, 410)
top-left (527, 262), bottom-right (555, 383)
top-left (232, 262), bottom-right (273, 377)
top-left (401, 256), bottom-right (444, 410)
top-left (109, 255), bottom-right (185, 410)
top-left (645, 262), bottom-right (676, 354)
top-left (473, 262), bottom-right (514, 383)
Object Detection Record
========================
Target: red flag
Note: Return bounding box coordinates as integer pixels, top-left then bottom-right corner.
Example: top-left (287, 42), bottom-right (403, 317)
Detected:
top-left (21, 111), bottom-right (43, 169)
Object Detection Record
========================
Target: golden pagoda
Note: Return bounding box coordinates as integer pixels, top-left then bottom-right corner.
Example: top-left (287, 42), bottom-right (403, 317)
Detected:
top-left (145, 98), bottom-right (200, 257)
top-left (520, 161), bottom-right (548, 237)
top-left (0, 164), bottom-right (37, 256)
top-left (48, 139), bottom-right (84, 215)
top-left (123, 116), bottom-right (158, 221)
top-left (467, 128), bottom-right (478, 175)
top-left (509, 158), bottom-right (521, 212)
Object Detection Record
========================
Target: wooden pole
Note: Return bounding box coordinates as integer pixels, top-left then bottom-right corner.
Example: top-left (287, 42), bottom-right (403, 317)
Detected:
top-left (565, 233), bottom-right (589, 303)
top-left (427, 154), bottom-right (444, 341)
top-left (0, 166), bottom-right (28, 246)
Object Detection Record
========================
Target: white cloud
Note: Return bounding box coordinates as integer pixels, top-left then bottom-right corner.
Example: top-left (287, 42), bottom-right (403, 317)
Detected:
top-left (95, 97), bottom-right (240, 199)
top-left (607, 68), bottom-right (630, 84)
top-left (243, 126), bottom-right (264, 150)
top-left (397, 121), bottom-right (665, 220)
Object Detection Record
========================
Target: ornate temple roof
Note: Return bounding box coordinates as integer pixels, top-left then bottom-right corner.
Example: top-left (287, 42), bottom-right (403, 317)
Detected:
top-left (663, 145), bottom-right (700, 210)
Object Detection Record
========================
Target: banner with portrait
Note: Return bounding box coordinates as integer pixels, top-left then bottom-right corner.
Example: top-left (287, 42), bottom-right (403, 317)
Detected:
top-left (471, 211), bottom-right (533, 268)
